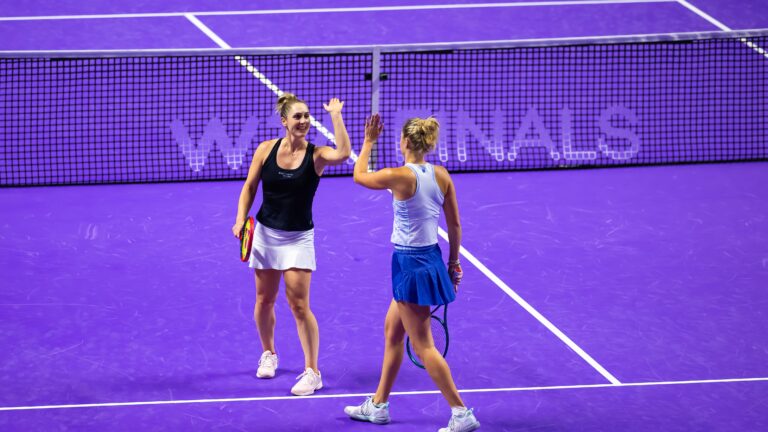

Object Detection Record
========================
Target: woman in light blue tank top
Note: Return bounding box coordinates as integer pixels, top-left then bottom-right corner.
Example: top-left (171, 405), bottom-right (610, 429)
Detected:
top-left (344, 115), bottom-right (480, 432)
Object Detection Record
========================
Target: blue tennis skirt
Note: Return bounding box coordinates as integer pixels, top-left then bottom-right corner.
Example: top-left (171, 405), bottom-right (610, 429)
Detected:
top-left (391, 244), bottom-right (456, 306)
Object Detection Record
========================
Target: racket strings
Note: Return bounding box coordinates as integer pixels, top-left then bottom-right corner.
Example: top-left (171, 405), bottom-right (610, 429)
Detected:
top-left (431, 316), bottom-right (448, 357)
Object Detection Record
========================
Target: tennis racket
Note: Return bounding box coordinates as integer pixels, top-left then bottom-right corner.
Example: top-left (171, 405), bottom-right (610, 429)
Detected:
top-left (239, 216), bottom-right (255, 262)
top-left (406, 304), bottom-right (449, 369)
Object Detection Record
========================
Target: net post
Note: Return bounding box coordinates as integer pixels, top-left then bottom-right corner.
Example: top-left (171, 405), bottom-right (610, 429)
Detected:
top-left (370, 47), bottom-right (381, 171)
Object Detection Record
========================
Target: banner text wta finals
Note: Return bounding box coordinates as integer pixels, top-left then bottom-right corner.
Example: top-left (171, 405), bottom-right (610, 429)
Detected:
top-left (170, 105), bottom-right (639, 172)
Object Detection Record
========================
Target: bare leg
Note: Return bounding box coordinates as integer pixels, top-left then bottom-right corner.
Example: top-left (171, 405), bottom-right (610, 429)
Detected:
top-left (254, 269), bottom-right (281, 353)
top-left (397, 301), bottom-right (464, 407)
top-left (373, 300), bottom-right (406, 404)
top-left (284, 268), bottom-right (319, 372)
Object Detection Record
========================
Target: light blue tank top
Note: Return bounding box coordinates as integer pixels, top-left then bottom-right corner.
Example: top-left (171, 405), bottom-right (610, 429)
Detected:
top-left (391, 163), bottom-right (445, 247)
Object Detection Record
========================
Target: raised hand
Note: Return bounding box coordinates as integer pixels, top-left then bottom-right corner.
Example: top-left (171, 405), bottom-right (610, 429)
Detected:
top-left (365, 113), bottom-right (384, 143)
top-left (323, 98), bottom-right (344, 115)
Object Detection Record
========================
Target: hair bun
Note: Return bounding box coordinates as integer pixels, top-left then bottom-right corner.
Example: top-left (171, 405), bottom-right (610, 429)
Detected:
top-left (275, 92), bottom-right (304, 117)
top-left (402, 116), bottom-right (440, 154)
top-left (419, 117), bottom-right (439, 134)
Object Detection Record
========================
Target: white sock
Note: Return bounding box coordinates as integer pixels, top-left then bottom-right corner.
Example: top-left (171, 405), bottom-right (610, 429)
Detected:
top-left (451, 406), bottom-right (469, 416)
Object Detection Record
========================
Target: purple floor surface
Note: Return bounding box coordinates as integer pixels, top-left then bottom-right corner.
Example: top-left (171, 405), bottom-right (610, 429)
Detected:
top-left (680, 0), bottom-right (768, 29)
top-left (0, 380), bottom-right (767, 431)
top-left (2, 1), bottom-right (767, 430)
top-left (0, 1), bottom-right (615, 18)
top-left (455, 162), bottom-right (768, 383)
top-left (199, 2), bottom-right (712, 48)
top-left (0, 1), bottom-right (732, 51)
top-left (0, 17), bottom-right (218, 51)
top-left (2, 165), bottom-right (767, 430)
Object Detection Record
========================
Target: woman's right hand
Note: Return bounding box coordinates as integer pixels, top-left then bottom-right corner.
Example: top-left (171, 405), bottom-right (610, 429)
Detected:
top-left (232, 220), bottom-right (245, 239)
top-left (365, 114), bottom-right (384, 143)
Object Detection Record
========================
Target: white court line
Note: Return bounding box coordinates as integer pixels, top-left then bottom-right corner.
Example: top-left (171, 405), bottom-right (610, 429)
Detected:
top-left (188, 12), bottom-right (615, 384)
top-left (0, 0), bottom-right (676, 21)
top-left (741, 39), bottom-right (768, 59)
top-left (438, 229), bottom-right (621, 385)
top-left (183, 14), bottom-right (230, 49)
top-left (675, 0), bottom-right (729, 31)
top-left (183, 14), bottom-right (342, 151)
top-left (1, 376), bottom-right (765, 412)
top-left (676, 0), bottom-right (768, 59)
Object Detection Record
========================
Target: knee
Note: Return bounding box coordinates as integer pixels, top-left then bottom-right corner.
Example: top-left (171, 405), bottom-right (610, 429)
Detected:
top-left (254, 296), bottom-right (275, 312)
top-left (384, 322), bottom-right (405, 346)
top-left (288, 300), bottom-right (310, 320)
top-left (410, 340), bottom-right (433, 358)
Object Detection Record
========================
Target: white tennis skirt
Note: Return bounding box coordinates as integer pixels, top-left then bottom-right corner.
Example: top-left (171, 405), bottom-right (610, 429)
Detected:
top-left (248, 222), bottom-right (316, 271)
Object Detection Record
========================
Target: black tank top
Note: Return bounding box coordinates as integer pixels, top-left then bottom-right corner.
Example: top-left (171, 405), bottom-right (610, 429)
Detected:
top-left (257, 138), bottom-right (320, 231)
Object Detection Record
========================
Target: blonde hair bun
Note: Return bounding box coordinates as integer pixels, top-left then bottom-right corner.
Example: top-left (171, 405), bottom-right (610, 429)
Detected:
top-left (402, 116), bottom-right (440, 154)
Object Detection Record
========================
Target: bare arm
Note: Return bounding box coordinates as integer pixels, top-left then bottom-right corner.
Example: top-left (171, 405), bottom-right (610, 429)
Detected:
top-left (232, 140), bottom-right (272, 238)
top-left (353, 114), bottom-right (410, 191)
top-left (316, 98), bottom-right (352, 168)
top-left (438, 167), bottom-right (462, 263)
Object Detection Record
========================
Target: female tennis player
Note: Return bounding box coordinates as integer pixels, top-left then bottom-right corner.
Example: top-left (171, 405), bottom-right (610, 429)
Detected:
top-left (232, 93), bottom-right (350, 396)
top-left (344, 114), bottom-right (480, 431)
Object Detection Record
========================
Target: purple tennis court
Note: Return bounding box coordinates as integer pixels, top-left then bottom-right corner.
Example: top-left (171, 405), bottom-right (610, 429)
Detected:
top-left (2, 1), bottom-right (768, 431)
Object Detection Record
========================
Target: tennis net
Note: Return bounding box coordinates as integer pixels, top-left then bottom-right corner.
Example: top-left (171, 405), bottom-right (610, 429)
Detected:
top-left (1, 30), bottom-right (766, 186)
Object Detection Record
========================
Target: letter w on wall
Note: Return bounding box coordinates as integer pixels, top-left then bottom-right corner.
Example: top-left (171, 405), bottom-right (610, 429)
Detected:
top-left (170, 116), bottom-right (259, 172)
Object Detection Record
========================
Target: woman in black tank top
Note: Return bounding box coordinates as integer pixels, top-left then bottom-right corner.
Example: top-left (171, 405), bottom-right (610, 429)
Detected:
top-left (232, 93), bottom-right (351, 396)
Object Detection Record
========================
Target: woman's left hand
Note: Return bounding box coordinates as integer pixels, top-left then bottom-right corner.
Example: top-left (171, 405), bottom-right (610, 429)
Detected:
top-left (448, 261), bottom-right (463, 293)
top-left (323, 98), bottom-right (344, 115)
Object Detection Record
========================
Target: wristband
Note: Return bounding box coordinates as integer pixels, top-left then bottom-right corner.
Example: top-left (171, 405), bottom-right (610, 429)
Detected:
top-left (448, 260), bottom-right (463, 285)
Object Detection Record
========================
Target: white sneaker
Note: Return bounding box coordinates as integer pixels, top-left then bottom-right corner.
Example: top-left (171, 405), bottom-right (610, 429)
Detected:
top-left (291, 367), bottom-right (323, 396)
top-left (438, 408), bottom-right (480, 432)
top-left (344, 396), bottom-right (391, 425)
top-left (256, 351), bottom-right (278, 379)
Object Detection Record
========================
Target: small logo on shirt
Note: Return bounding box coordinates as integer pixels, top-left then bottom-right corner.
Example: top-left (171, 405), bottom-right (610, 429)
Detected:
top-left (278, 171), bottom-right (294, 179)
